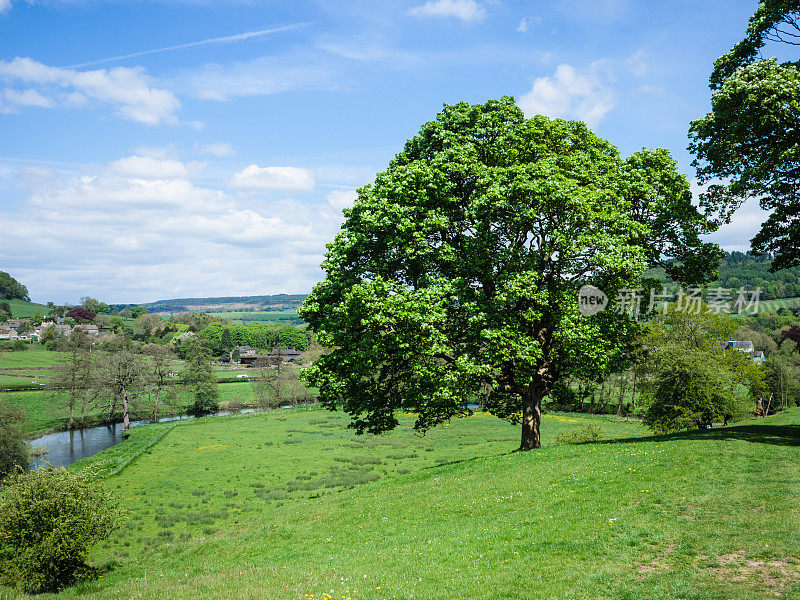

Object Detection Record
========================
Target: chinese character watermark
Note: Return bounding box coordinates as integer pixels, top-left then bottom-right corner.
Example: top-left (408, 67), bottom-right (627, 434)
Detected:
top-left (577, 286), bottom-right (762, 317)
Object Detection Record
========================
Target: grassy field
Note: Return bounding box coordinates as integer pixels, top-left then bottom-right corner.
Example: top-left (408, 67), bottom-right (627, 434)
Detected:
top-left (207, 310), bottom-right (301, 324)
top-left (3, 298), bottom-right (51, 318)
top-left (3, 407), bottom-right (798, 599)
top-left (756, 297), bottom-right (800, 313)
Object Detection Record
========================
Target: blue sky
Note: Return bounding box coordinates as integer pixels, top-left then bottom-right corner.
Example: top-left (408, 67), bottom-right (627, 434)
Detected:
top-left (0, 0), bottom-right (767, 303)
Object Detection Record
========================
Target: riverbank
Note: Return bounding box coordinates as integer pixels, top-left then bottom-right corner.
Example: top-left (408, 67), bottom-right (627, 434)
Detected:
top-left (3, 379), bottom-right (266, 439)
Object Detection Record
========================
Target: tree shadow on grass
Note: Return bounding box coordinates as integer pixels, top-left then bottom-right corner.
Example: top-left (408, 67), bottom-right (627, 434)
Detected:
top-left (599, 422), bottom-right (800, 448)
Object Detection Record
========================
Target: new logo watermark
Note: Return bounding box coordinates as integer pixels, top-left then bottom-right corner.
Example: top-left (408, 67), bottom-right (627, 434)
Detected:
top-left (578, 285), bottom-right (608, 316)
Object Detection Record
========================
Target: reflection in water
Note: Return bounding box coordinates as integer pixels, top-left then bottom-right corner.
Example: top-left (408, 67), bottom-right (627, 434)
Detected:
top-left (29, 408), bottom-right (264, 469)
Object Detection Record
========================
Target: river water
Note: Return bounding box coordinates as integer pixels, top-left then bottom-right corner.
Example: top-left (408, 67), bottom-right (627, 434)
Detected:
top-left (29, 408), bottom-right (263, 469)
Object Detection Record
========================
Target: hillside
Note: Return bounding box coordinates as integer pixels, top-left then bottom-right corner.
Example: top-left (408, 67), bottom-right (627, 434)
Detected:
top-left (12, 407), bottom-right (799, 600)
top-left (650, 251), bottom-right (800, 301)
top-left (3, 298), bottom-right (50, 318)
top-left (139, 294), bottom-right (307, 315)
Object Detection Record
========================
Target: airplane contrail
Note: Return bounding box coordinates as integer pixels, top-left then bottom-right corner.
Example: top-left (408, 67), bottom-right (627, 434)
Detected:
top-left (66, 23), bottom-right (308, 69)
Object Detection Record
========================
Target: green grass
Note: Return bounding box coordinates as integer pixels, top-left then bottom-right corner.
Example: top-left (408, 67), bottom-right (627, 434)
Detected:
top-left (0, 345), bottom-right (62, 368)
top-left (5, 407), bottom-right (799, 599)
top-left (2, 298), bottom-right (51, 318)
top-left (755, 297), bottom-right (800, 313)
top-left (206, 310), bottom-right (300, 324)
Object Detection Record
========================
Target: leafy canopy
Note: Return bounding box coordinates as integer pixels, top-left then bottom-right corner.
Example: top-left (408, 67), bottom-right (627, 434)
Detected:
top-left (0, 272), bottom-right (29, 302)
top-left (302, 98), bottom-right (717, 448)
top-left (689, 1), bottom-right (800, 270)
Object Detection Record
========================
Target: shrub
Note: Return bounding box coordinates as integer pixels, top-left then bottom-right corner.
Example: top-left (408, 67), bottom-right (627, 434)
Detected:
top-left (642, 349), bottom-right (748, 433)
top-left (0, 466), bottom-right (122, 593)
top-left (0, 400), bottom-right (29, 479)
top-left (555, 425), bottom-right (604, 445)
top-left (11, 340), bottom-right (27, 352)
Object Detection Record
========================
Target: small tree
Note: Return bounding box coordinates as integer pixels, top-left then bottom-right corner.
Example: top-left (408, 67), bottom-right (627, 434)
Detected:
top-left (65, 307), bottom-right (96, 323)
top-left (0, 400), bottom-right (29, 479)
top-left (643, 350), bottom-right (747, 433)
top-left (0, 467), bottom-right (122, 593)
top-left (143, 343), bottom-right (174, 421)
top-left (51, 329), bottom-right (93, 428)
top-left (180, 338), bottom-right (219, 413)
top-left (96, 349), bottom-right (146, 429)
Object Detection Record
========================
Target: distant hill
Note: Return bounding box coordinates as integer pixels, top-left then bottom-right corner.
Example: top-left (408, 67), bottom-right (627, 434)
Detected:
top-left (140, 294), bottom-right (308, 314)
top-left (649, 251), bottom-right (800, 300)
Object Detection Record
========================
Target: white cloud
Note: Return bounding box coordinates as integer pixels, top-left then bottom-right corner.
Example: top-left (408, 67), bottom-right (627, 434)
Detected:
top-left (517, 63), bottom-right (615, 128)
top-left (0, 57), bottom-right (180, 125)
top-left (1, 157), bottom-right (345, 303)
top-left (326, 189), bottom-right (357, 210)
top-left (109, 156), bottom-right (190, 180)
top-left (196, 142), bottom-right (235, 157)
top-left (0, 0), bottom-right (11, 13)
top-left (231, 165), bottom-right (315, 191)
top-left (0, 88), bottom-right (55, 112)
top-left (408, 0), bottom-right (486, 22)
top-left (517, 17), bottom-right (529, 33)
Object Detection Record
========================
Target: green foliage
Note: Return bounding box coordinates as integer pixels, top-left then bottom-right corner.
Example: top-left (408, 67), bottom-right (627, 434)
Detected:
top-left (554, 424), bottom-right (604, 444)
top-left (643, 350), bottom-right (749, 433)
top-left (0, 399), bottom-right (29, 479)
top-left (130, 306), bottom-right (149, 318)
top-left (0, 272), bottom-right (29, 301)
top-left (180, 338), bottom-right (219, 413)
top-left (11, 340), bottom-right (27, 352)
top-left (0, 301), bottom-right (10, 316)
top-left (302, 97), bottom-right (716, 449)
top-left (0, 466), bottom-right (122, 593)
top-left (200, 321), bottom-right (310, 355)
top-left (645, 302), bottom-right (738, 349)
top-left (690, 2), bottom-right (800, 270)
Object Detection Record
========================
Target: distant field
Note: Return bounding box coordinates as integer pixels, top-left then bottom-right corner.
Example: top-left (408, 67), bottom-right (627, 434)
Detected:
top-left (3, 298), bottom-right (50, 318)
top-left (756, 297), bottom-right (800, 313)
top-left (207, 310), bottom-right (301, 324)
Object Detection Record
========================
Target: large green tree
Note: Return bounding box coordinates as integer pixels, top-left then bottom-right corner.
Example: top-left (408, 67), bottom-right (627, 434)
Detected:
top-left (689, 0), bottom-right (800, 270)
top-left (302, 98), bottom-right (718, 450)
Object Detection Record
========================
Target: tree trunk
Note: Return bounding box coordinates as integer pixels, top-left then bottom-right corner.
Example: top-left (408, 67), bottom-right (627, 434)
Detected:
top-left (108, 397), bottom-right (117, 423)
top-left (153, 386), bottom-right (161, 422)
top-left (122, 389), bottom-right (130, 430)
top-left (519, 385), bottom-right (542, 451)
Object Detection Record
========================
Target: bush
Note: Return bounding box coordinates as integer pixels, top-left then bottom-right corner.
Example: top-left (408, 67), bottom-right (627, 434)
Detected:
top-left (11, 340), bottom-right (27, 351)
top-left (0, 466), bottom-right (122, 593)
top-left (643, 349), bottom-right (747, 433)
top-left (0, 400), bottom-right (29, 478)
top-left (555, 425), bottom-right (604, 445)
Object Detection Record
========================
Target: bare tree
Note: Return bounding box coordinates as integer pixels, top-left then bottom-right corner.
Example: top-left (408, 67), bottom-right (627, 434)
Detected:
top-left (96, 349), bottom-right (146, 429)
top-left (50, 329), bottom-right (92, 429)
top-left (143, 343), bottom-right (174, 421)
